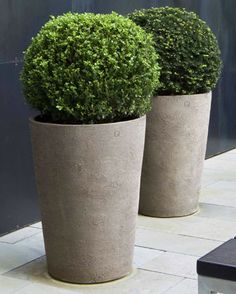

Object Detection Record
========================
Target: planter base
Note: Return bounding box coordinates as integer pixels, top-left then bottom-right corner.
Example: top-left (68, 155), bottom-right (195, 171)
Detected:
top-left (48, 269), bottom-right (132, 284)
top-left (48, 268), bottom-right (137, 285)
top-left (139, 207), bottom-right (199, 218)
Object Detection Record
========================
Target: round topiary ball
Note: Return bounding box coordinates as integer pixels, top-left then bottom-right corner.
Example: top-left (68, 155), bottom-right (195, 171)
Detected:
top-left (21, 12), bottom-right (160, 124)
top-left (129, 7), bottom-right (222, 95)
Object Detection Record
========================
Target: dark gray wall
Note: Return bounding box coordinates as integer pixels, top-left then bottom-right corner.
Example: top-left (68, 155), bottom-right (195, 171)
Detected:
top-left (0, 0), bottom-right (235, 235)
top-left (0, 0), bottom-right (72, 235)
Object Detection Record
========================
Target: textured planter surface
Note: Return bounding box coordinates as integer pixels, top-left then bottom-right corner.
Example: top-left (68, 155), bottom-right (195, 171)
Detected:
top-left (30, 116), bottom-right (146, 283)
top-left (140, 93), bottom-right (212, 217)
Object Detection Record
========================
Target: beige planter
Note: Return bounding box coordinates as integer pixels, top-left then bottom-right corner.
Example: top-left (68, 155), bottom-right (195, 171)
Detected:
top-left (30, 116), bottom-right (146, 283)
top-left (140, 93), bottom-right (212, 217)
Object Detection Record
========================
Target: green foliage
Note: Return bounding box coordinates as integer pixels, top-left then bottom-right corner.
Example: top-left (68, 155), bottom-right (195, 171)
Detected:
top-left (129, 7), bottom-right (222, 95)
top-left (21, 12), bottom-right (160, 124)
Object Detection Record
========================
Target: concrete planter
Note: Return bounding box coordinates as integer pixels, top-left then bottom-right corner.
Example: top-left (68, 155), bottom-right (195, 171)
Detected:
top-left (140, 93), bottom-right (212, 217)
top-left (30, 116), bottom-right (146, 283)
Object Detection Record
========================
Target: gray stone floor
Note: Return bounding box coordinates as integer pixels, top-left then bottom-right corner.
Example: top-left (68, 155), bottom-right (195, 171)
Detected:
top-left (1, 149), bottom-right (236, 293)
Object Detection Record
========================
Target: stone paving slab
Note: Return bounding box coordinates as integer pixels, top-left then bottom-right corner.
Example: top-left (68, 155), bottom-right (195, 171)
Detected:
top-left (136, 227), bottom-right (222, 256)
top-left (164, 278), bottom-right (197, 294)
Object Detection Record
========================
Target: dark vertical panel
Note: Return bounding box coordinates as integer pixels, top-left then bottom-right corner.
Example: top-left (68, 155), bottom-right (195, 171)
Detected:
top-left (0, 63), bottom-right (40, 235)
top-left (72, 0), bottom-right (156, 14)
top-left (0, 0), bottom-right (72, 235)
top-left (0, 0), bottom-right (72, 63)
top-left (205, 1), bottom-right (236, 156)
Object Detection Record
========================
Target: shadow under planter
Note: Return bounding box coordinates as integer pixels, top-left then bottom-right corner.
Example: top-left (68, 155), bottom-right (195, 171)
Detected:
top-left (30, 116), bottom-right (146, 283)
top-left (140, 93), bottom-right (212, 217)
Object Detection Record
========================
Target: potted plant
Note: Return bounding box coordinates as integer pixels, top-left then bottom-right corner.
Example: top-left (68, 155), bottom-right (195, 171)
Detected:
top-left (129, 7), bottom-right (222, 217)
top-left (21, 12), bottom-right (160, 283)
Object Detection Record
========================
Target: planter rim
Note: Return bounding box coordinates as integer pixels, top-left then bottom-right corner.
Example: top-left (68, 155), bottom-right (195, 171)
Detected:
top-left (154, 91), bottom-right (211, 99)
top-left (29, 115), bottom-right (146, 128)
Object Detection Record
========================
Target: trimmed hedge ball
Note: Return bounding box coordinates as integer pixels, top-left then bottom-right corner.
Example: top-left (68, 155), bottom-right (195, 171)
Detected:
top-left (21, 12), bottom-right (160, 124)
top-left (129, 7), bottom-right (222, 95)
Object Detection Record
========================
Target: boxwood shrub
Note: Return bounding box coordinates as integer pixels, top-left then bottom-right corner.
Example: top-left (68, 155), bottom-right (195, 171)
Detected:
top-left (21, 12), bottom-right (160, 124)
top-left (129, 7), bottom-right (222, 95)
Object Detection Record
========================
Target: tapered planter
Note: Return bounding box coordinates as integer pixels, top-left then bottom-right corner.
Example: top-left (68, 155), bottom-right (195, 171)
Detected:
top-left (140, 92), bottom-right (212, 217)
top-left (30, 116), bottom-right (146, 283)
